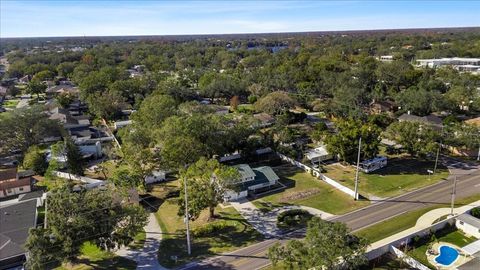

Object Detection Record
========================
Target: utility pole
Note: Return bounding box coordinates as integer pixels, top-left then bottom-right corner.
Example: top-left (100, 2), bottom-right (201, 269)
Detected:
top-left (354, 137), bottom-right (362, 201)
top-left (433, 142), bottom-right (441, 174)
top-left (477, 143), bottom-right (480, 161)
top-left (183, 177), bottom-right (192, 255)
top-left (450, 176), bottom-right (457, 216)
top-left (44, 194), bottom-right (48, 228)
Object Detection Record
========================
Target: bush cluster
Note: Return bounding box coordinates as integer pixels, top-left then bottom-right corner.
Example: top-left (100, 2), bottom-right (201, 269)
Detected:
top-left (277, 209), bottom-right (313, 228)
top-left (192, 221), bottom-right (233, 237)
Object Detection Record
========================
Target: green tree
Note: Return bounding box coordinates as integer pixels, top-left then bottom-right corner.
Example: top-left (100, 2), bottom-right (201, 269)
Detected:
top-left (178, 158), bottom-right (239, 220)
top-left (325, 119), bottom-right (381, 163)
top-left (396, 86), bottom-right (433, 116)
top-left (26, 79), bottom-right (47, 99)
top-left (131, 94), bottom-right (177, 128)
top-left (23, 145), bottom-right (47, 175)
top-left (110, 167), bottom-right (144, 190)
top-left (25, 186), bottom-right (148, 269)
top-left (55, 93), bottom-right (75, 108)
top-left (0, 106), bottom-right (62, 156)
top-left (86, 91), bottom-right (127, 120)
top-left (57, 62), bottom-right (77, 78)
top-left (254, 91), bottom-right (297, 115)
top-left (33, 70), bottom-right (55, 81)
top-left (385, 121), bottom-right (440, 156)
top-left (65, 138), bottom-right (85, 175)
top-left (268, 217), bottom-right (369, 270)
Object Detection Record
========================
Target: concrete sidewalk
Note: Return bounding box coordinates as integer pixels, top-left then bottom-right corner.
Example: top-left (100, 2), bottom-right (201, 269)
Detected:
top-left (230, 199), bottom-right (335, 238)
top-left (116, 213), bottom-right (167, 270)
top-left (368, 199), bottom-right (480, 252)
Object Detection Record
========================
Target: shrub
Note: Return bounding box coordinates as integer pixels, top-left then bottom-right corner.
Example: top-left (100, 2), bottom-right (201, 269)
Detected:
top-left (192, 221), bottom-right (233, 237)
top-left (277, 209), bottom-right (313, 229)
top-left (248, 95), bottom-right (257, 104)
top-left (471, 207), bottom-right (480, 218)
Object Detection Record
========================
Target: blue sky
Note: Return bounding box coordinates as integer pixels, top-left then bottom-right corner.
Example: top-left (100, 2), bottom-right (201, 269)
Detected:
top-left (1, 1), bottom-right (479, 38)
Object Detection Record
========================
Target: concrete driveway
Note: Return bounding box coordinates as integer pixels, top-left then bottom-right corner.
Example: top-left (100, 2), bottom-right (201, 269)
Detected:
top-left (116, 213), bottom-right (167, 270)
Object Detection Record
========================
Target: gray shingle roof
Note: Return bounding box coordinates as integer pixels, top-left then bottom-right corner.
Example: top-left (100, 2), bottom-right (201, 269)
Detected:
top-left (0, 199), bottom-right (37, 260)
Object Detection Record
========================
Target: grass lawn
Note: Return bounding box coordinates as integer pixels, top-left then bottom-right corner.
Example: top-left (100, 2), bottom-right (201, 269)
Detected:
top-left (354, 206), bottom-right (440, 243)
top-left (153, 180), bottom-right (263, 268)
top-left (355, 193), bottom-right (480, 243)
top-left (3, 99), bottom-right (19, 108)
top-left (407, 229), bottom-right (477, 269)
top-left (252, 164), bottom-right (369, 215)
top-left (323, 157), bottom-right (449, 198)
top-left (55, 242), bottom-right (136, 270)
top-left (84, 160), bottom-right (120, 180)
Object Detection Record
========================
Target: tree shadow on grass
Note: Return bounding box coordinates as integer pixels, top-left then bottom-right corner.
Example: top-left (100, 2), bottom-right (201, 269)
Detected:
top-left (158, 223), bottom-right (264, 268)
top-left (59, 256), bottom-right (136, 270)
top-left (372, 157), bottom-right (447, 176)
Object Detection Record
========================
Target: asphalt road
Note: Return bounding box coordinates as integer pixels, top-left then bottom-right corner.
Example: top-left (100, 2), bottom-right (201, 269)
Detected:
top-left (179, 159), bottom-right (480, 270)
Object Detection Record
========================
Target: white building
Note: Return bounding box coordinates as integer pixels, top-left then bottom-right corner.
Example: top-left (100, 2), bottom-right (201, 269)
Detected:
top-left (114, 120), bottom-right (133, 130)
top-left (378, 55), bottom-right (394, 62)
top-left (456, 213), bottom-right (480, 239)
top-left (145, 170), bottom-right (166, 184)
top-left (359, 156), bottom-right (387, 173)
top-left (416, 57), bottom-right (480, 74)
top-left (305, 145), bottom-right (332, 166)
top-left (224, 164), bottom-right (279, 201)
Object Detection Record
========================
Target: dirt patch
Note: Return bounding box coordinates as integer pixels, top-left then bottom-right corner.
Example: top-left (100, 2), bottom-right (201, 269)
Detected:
top-left (279, 188), bottom-right (320, 202)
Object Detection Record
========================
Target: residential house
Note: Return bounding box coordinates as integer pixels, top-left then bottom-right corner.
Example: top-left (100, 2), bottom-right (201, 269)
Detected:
top-left (45, 84), bottom-right (79, 98)
top-left (465, 117), bottom-right (480, 127)
top-left (0, 199), bottom-right (38, 269)
top-left (378, 55), bottom-right (394, 62)
top-left (456, 213), bottom-right (480, 239)
top-left (126, 65), bottom-right (145, 78)
top-left (49, 107), bottom-right (90, 129)
top-left (0, 168), bottom-right (34, 198)
top-left (114, 120), bottom-right (133, 130)
top-left (224, 164), bottom-right (280, 201)
top-left (369, 100), bottom-right (397, 115)
top-left (18, 75), bottom-right (31, 84)
top-left (145, 170), bottom-right (166, 184)
top-left (253, 113), bottom-right (275, 128)
top-left (398, 113), bottom-right (443, 130)
top-left (305, 145), bottom-right (333, 166)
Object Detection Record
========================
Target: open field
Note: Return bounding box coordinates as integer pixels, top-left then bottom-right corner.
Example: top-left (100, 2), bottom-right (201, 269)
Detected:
top-left (152, 180), bottom-right (263, 268)
top-left (323, 157), bottom-right (449, 198)
top-left (252, 164), bottom-right (369, 215)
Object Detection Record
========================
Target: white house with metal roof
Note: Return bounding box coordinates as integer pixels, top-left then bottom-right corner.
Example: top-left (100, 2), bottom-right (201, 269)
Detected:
top-left (224, 164), bottom-right (279, 201)
top-left (456, 213), bottom-right (480, 239)
top-left (305, 145), bottom-right (332, 165)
